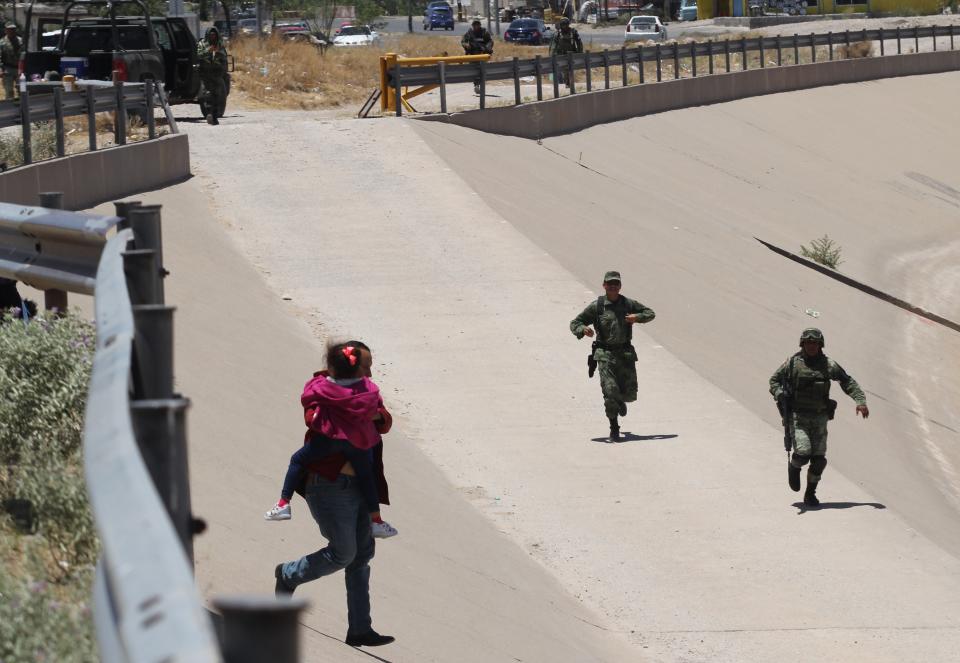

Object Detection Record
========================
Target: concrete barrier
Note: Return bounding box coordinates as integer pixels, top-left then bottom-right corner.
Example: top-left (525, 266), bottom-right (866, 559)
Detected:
top-left (0, 133), bottom-right (190, 210)
top-left (418, 50), bottom-right (960, 138)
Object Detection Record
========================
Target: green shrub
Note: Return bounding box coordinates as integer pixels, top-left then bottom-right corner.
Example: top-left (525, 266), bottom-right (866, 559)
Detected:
top-left (0, 310), bottom-right (99, 661)
top-left (0, 530), bottom-right (98, 662)
top-left (800, 235), bottom-right (844, 270)
top-left (0, 123), bottom-right (59, 169)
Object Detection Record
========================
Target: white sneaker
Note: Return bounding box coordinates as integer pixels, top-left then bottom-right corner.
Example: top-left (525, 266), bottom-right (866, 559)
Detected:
top-left (371, 520), bottom-right (398, 539)
top-left (264, 503), bottom-right (291, 521)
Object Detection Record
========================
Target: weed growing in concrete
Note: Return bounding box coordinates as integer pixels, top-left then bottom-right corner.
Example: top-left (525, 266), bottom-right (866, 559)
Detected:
top-left (800, 235), bottom-right (844, 269)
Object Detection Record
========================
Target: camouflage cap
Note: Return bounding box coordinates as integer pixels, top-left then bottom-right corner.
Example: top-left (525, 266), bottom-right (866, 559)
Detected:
top-left (603, 270), bottom-right (621, 283)
top-left (799, 327), bottom-right (825, 347)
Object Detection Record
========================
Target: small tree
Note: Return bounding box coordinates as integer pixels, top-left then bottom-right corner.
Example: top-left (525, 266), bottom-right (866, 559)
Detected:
top-left (800, 235), bottom-right (844, 270)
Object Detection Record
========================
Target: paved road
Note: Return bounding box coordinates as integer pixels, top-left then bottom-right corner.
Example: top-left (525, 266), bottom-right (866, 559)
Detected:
top-left (376, 15), bottom-right (743, 47)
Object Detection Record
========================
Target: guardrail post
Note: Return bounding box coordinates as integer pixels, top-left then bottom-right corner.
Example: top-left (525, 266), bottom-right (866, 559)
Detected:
top-left (603, 50), bottom-right (610, 89)
top-left (38, 193), bottom-right (68, 312)
top-left (438, 61), bottom-right (447, 113)
top-left (656, 43), bottom-right (662, 81)
top-left (708, 40), bottom-right (714, 74)
top-left (551, 55), bottom-right (559, 98)
top-left (114, 200), bottom-right (142, 231)
top-left (673, 43), bottom-right (680, 79)
top-left (513, 57), bottom-right (521, 104)
top-left (880, 29), bottom-right (885, 56)
top-left (845, 29), bottom-right (851, 55)
top-left (130, 396), bottom-right (195, 560)
top-left (123, 250), bottom-right (162, 305)
top-left (85, 84), bottom-right (98, 151)
top-left (145, 79), bottom-right (156, 139)
top-left (131, 304), bottom-right (175, 399)
top-left (128, 205), bottom-right (167, 303)
top-left (932, 25), bottom-right (937, 52)
top-left (638, 47), bottom-right (645, 83)
top-left (951, 25), bottom-right (955, 50)
top-left (776, 35), bottom-right (782, 66)
top-left (535, 55), bottom-right (543, 100)
top-left (914, 28), bottom-right (918, 54)
top-left (725, 39), bottom-right (731, 72)
top-left (213, 597), bottom-right (309, 663)
top-left (896, 26), bottom-right (901, 54)
top-left (479, 60), bottom-right (487, 109)
top-left (758, 37), bottom-right (763, 68)
top-left (828, 32), bottom-right (834, 60)
top-left (113, 76), bottom-right (127, 146)
top-left (691, 43), bottom-right (697, 77)
top-left (53, 86), bottom-right (66, 158)
top-left (584, 52), bottom-right (592, 92)
top-left (621, 47), bottom-right (628, 86)
top-left (394, 63), bottom-right (402, 117)
top-left (811, 33), bottom-right (817, 63)
top-left (741, 37), bottom-right (748, 70)
top-left (793, 33), bottom-right (799, 64)
top-left (567, 53), bottom-right (576, 93)
top-left (19, 85), bottom-right (32, 165)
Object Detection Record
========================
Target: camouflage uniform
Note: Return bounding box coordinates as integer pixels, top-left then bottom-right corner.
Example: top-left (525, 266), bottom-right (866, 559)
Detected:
top-left (570, 271), bottom-right (655, 434)
top-left (1, 25), bottom-right (22, 101)
top-left (769, 328), bottom-right (867, 505)
top-left (549, 20), bottom-right (582, 87)
top-left (461, 26), bottom-right (493, 55)
top-left (196, 27), bottom-right (228, 123)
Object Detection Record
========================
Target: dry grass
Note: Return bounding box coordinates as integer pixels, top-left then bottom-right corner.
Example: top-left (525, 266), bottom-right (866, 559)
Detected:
top-left (839, 40), bottom-right (874, 58)
top-left (230, 34), bottom-right (550, 110)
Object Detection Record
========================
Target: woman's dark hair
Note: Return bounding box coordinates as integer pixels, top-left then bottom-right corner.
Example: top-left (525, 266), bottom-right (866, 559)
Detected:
top-left (326, 342), bottom-right (364, 378)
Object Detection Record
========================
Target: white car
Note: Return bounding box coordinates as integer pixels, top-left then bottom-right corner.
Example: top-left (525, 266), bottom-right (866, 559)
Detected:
top-left (624, 16), bottom-right (667, 43)
top-left (332, 25), bottom-right (381, 47)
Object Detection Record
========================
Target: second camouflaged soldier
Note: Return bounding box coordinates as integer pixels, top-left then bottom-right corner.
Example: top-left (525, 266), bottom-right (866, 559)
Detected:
top-left (571, 271), bottom-right (655, 441)
top-left (196, 26), bottom-right (228, 125)
top-left (549, 17), bottom-right (582, 87)
top-left (769, 328), bottom-right (869, 507)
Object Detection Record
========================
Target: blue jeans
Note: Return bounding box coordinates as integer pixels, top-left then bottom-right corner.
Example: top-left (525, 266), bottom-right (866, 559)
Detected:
top-left (278, 474), bottom-right (376, 635)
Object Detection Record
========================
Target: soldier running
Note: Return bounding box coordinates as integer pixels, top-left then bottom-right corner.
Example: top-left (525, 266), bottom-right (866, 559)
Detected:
top-left (570, 271), bottom-right (655, 441)
top-left (461, 19), bottom-right (493, 94)
top-left (769, 328), bottom-right (869, 507)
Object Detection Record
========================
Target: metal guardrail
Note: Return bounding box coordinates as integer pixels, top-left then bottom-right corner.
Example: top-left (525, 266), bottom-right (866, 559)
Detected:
top-left (0, 79), bottom-right (179, 167)
top-left (387, 24), bottom-right (959, 114)
top-left (0, 195), bottom-right (307, 663)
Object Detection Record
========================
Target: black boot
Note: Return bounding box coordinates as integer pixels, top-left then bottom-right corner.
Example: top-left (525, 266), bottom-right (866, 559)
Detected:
top-left (618, 402), bottom-right (627, 417)
top-left (275, 564), bottom-right (294, 597)
top-left (803, 484), bottom-right (820, 507)
top-left (608, 418), bottom-right (621, 442)
top-left (788, 463), bottom-right (801, 492)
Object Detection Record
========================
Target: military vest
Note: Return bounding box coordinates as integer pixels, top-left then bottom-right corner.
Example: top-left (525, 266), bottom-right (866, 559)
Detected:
top-left (555, 30), bottom-right (578, 54)
top-left (790, 354), bottom-right (831, 413)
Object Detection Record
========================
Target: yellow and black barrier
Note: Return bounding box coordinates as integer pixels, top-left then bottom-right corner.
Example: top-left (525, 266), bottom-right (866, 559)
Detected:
top-left (379, 52), bottom-right (491, 114)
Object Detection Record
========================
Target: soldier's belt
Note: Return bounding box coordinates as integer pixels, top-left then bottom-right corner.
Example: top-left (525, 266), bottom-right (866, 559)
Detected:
top-left (593, 342), bottom-right (632, 351)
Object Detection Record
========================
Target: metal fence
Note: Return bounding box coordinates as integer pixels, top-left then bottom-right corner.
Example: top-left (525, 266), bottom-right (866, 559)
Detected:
top-left (388, 24), bottom-right (959, 115)
top-left (0, 195), bottom-right (307, 663)
top-left (0, 80), bottom-right (179, 166)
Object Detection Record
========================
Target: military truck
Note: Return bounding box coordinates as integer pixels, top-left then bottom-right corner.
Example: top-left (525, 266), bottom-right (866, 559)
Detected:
top-left (20, 0), bottom-right (228, 114)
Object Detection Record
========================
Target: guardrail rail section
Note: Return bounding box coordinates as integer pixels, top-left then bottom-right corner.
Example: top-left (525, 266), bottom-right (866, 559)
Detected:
top-left (0, 195), bottom-right (307, 663)
top-left (0, 80), bottom-right (179, 166)
top-left (383, 25), bottom-right (958, 115)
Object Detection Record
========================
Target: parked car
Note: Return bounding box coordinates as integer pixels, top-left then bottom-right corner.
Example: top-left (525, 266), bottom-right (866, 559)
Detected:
top-left (503, 18), bottom-right (553, 45)
top-left (423, 5), bottom-right (455, 30)
top-left (237, 18), bottom-right (269, 36)
top-left (624, 15), bottom-right (667, 43)
top-left (678, 0), bottom-right (698, 21)
top-left (332, 25), bottom-right (380, 47)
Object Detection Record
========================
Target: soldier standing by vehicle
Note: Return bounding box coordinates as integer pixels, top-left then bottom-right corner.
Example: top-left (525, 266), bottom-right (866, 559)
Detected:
top-left (570, 271), bottom-right (655, 441)
top-left (549, 17), bottom-right (582, 88)
top-left (196, 26), bottom-right (228, 125)
top-left (769, 328), bottom-right (869, 507)
top-left (1, 22), bottom-right (22, 101)
top-left (461, 19), bottom-right (493, 94)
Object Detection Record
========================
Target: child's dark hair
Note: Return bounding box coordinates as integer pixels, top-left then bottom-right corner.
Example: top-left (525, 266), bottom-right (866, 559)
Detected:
top-left (326, 342), bottom-right (364, 378)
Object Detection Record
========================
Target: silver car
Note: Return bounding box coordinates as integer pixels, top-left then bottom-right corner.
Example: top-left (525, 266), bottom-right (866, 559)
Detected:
top-left (624, 16), bottom-right (667, 43)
